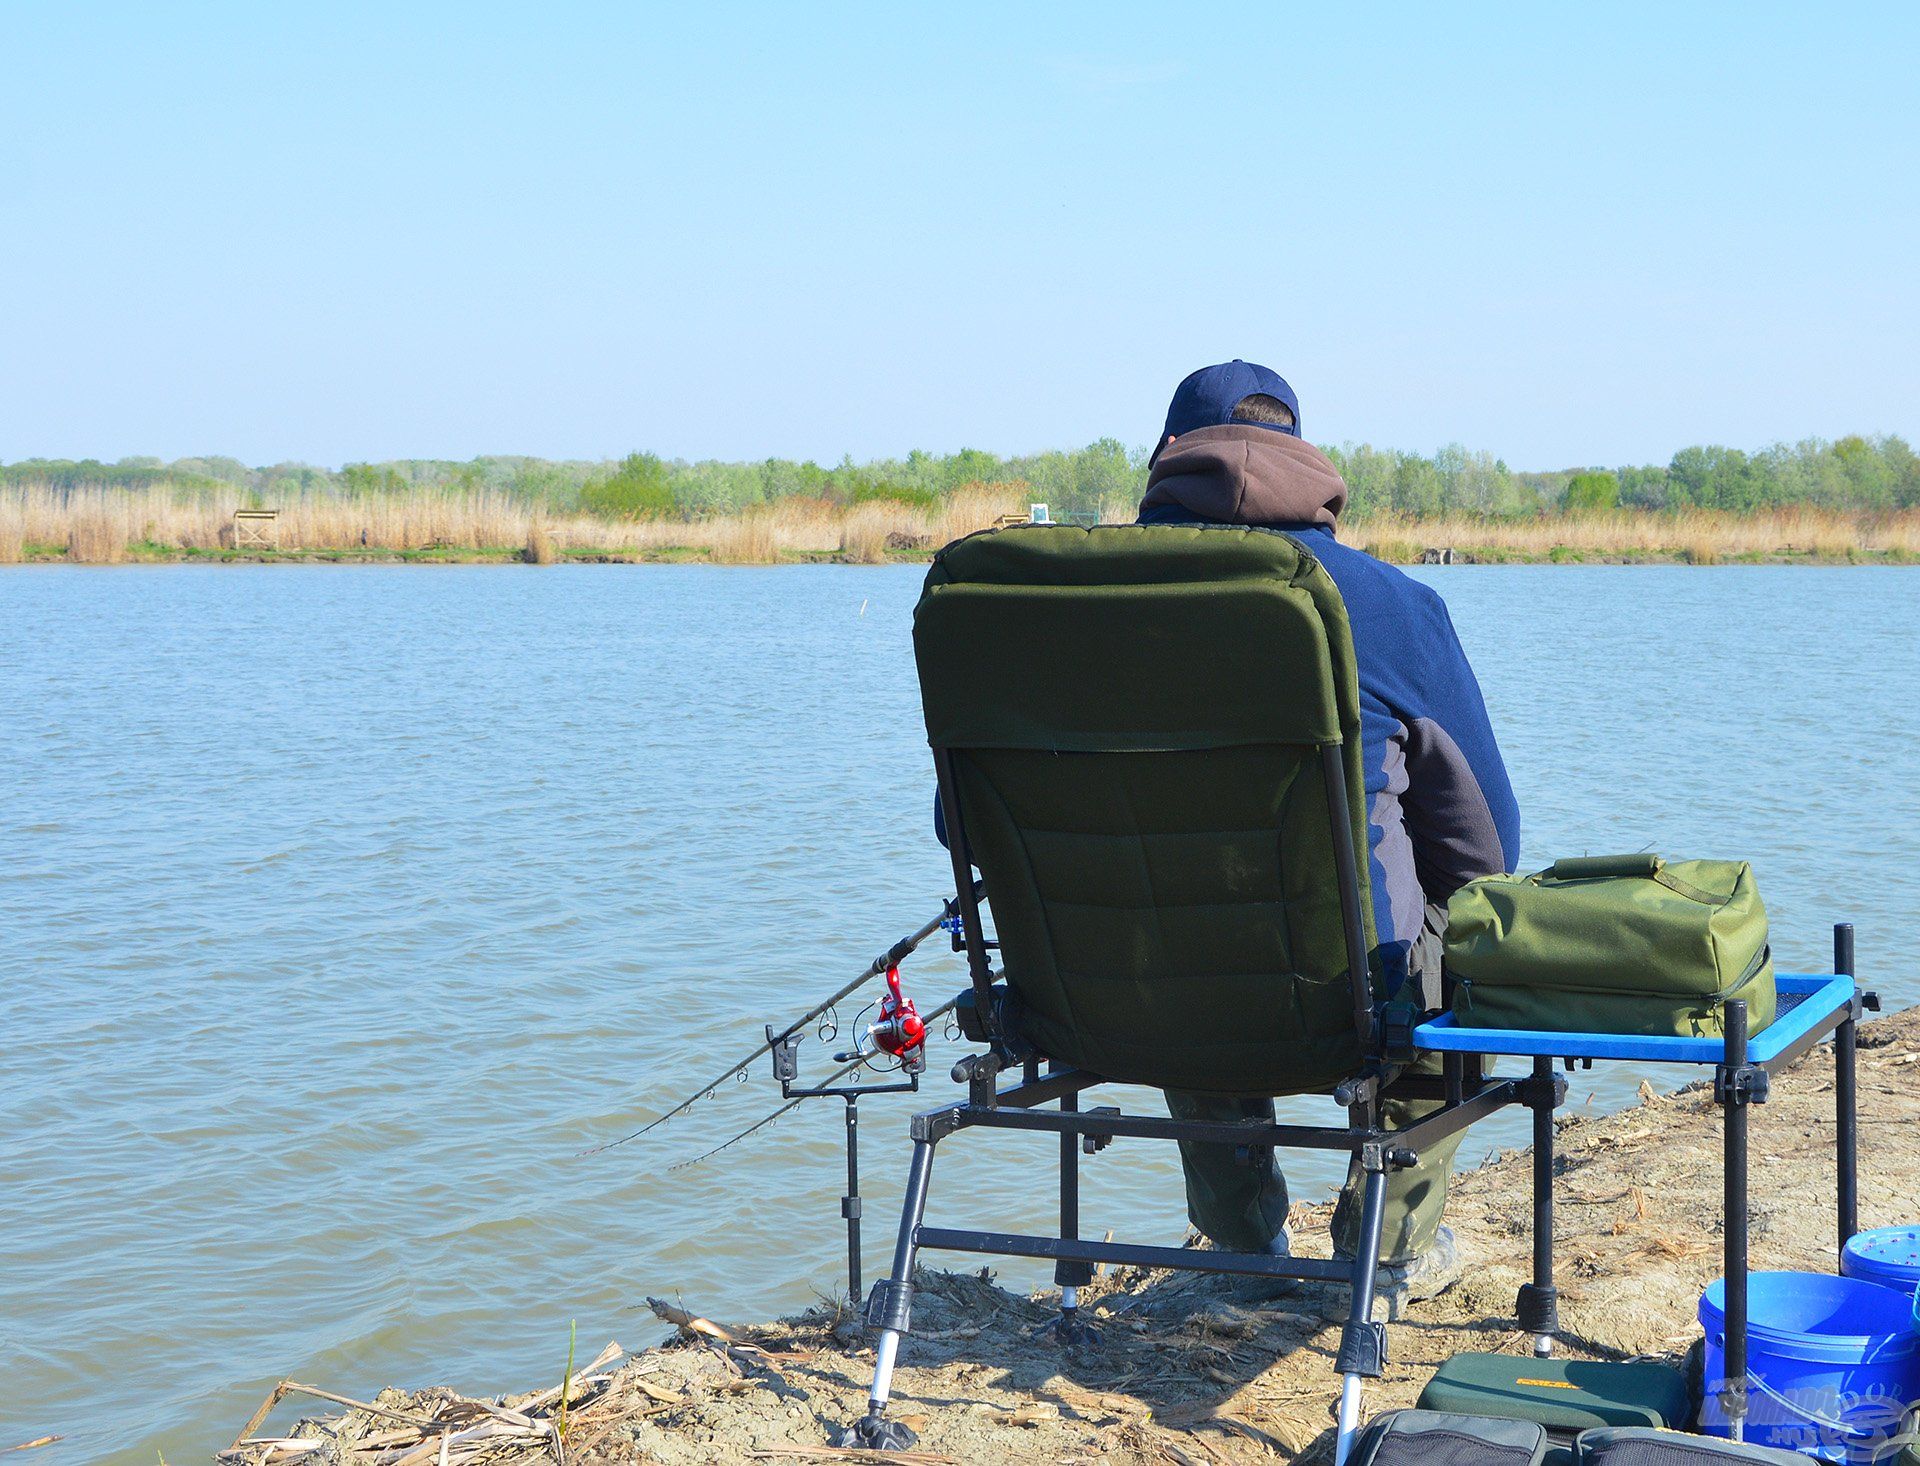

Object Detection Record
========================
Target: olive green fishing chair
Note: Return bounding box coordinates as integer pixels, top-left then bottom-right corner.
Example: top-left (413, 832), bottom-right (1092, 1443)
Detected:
top-left (837, 524), bottom-right (1525, 1463)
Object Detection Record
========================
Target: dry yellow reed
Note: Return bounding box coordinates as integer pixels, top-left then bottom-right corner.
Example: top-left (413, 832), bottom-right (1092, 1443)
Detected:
top-left (707, 512), bottom-right (779, 565)
top-left (3, 485), bottom-right (1914, 567)
top-left (836, 502), bottom-right (907, 563)
top-left (1342, 506), bottom-right (1920, 562)
top-left (66, 512), bottom-right (126, 564)
top-left (0, 500), bottom-right (22, 563)
top-left (932, 482), bottom-right (1030, 546)
top-left (523, 521), bottom-right (559, 565)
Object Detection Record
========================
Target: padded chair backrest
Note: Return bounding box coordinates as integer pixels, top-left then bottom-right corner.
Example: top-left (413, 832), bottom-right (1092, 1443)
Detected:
top-left (914, 523), bottom-right (1378, 1095)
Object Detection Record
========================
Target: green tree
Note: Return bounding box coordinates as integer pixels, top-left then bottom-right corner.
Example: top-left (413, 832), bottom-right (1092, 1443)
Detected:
top-left (581, 452), bottom-right (673, 519)
top-left (1326, 443), bottom-right (1396, 519)
top-left (1564, 471), bottom-right (1620, 512)
top-left (1616, 464), bottom-right (1670, 509)
top-left (1881, 436), bottom-right (1920, 509)
top-left (1832, 435), bottom-right (1894, 509)
top-left (1669, 445), bottom-right (1759, 510)
top-left (1392, 453), bottom-right (1444, 515)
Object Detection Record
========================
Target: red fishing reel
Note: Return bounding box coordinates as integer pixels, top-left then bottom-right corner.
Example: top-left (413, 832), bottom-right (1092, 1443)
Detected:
top-left (867, 966), bottom-right (925, 1061)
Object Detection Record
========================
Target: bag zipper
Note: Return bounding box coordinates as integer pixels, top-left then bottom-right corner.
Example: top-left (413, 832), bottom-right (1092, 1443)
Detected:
top-left (1457, 945), bottom-right (1770, 1028)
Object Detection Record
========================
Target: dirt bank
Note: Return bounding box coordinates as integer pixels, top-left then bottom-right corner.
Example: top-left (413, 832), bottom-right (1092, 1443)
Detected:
top-left (226, 1006), bottom-right (1919, 1465)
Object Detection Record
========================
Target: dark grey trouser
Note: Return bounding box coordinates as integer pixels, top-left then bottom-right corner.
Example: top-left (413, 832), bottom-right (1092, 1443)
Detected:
top-left (1164, 902), bottom-right (1463, 1266)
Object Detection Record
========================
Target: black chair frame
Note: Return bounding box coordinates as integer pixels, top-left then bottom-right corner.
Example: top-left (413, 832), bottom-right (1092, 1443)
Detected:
top-left (837, 740), bottom-right (1532, 1464)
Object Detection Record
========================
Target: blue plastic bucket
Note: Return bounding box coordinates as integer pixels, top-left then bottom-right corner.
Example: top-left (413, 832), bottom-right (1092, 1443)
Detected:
top-left (1844, 1227), bottom-right (1920, 1299)
top-left (1700, 1272), bottom-right (1920, 1462)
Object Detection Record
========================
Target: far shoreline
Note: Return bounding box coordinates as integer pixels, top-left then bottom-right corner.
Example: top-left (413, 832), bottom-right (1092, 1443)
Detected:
top-left (9, 487), bottom-right (1919, 569)
top-left (5, 542), bottom-right (1917, 568)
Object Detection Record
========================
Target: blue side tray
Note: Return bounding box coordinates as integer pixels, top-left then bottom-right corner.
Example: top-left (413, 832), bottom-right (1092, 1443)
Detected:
top-left (1412, 972), bottom-right (1856, 1065)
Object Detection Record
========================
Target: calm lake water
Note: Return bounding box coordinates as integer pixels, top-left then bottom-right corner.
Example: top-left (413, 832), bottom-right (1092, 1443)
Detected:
top-left (4, 563), bottom-right (1918, 1463)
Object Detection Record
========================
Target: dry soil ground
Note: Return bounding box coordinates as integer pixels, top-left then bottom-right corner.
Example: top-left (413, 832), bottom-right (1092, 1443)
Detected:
top-left (237, 1005), bottom-right (1920, 1466)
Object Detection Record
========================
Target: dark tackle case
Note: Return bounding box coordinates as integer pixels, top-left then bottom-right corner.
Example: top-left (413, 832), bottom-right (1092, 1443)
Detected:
top-left (1417, 1353), bottom-right (1691, 1440)
top-left (1348, 1409), bottom-right (1551, 1465)
top-left (1574, 1426), bottom-right (1812, 1463)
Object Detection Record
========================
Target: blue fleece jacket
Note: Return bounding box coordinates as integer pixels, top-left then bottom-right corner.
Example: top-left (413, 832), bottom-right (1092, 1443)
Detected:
top-left (1135, 426), bottom-right (1520, 987)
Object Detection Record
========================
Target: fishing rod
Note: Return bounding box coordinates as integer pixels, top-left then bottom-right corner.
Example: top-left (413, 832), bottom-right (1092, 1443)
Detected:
top-left (667, 994), bottom-right (961, 1174)
top-left (580, 882), bottom-right (983, 1157)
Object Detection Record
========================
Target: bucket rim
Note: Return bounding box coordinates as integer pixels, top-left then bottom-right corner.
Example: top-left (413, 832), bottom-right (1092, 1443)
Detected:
top-left (1701, 1271), bottom-right (1920, 1353)
top-left (1842, 1226), bottom-right (1920, 1284)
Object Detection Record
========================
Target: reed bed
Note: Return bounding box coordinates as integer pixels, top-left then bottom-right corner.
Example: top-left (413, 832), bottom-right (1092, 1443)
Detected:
top-left (522, 521), bottom-right (559, 565)
top-left (1342, 506), bottom-right (1920, 563)
top-left (0, 481), bottom-right (1032, 564)
top-left (4, 485), bottom-right (1914, 566)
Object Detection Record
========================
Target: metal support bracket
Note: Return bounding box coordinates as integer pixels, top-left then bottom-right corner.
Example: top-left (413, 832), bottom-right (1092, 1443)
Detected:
top-left (1520, 1069), bottom-right (1569, 1108)
top-left (1714, 1062), bottom-right (1771, 1106)
top-left (1381, 1001), bottom-right (1421, 1057)
top-left (1333, 1073), bottom-right (1380, 1110)
top-left (1334, 1320), bottom-right (1388, 1377)
top-left (910, 1107), bottom-right (966, 1143)
top-left (1054, 1259), bottom-right (1096, 1288)
top-left (964, 1051), bottom-right (1003, 1108)
top-left (864, 1277), bottom-right (915, 1334)
top-left (1516, 1282), bottom-right (1559, 1336)
top-left (1081, 1106), bottom-right (1119, 1154)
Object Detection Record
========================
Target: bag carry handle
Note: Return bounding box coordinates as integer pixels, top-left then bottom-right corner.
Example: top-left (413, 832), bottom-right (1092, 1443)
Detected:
top-left (1546, 853), bottom-right (1733, 905)
top-left (1549, 854), bottom-right (1661, 880)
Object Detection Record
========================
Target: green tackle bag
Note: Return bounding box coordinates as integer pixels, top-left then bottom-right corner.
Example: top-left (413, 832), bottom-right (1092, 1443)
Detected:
top-left (1445, 855), bottom-right (1775, 1039)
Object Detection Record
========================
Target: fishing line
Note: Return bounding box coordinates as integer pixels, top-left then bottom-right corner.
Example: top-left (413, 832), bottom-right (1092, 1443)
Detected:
top-left (577, 884), bottom-right (980, 1157)
top-left (666, 995), bottom-right (960, 1172)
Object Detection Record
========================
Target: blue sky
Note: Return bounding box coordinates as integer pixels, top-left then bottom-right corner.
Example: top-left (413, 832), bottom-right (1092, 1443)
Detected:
top-left (2, 3), bottom-right (1915, 469)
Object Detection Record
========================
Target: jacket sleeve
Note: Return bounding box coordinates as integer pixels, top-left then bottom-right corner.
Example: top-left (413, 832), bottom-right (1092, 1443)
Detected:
top-left (1397, 597), bottom-right (1520, 900)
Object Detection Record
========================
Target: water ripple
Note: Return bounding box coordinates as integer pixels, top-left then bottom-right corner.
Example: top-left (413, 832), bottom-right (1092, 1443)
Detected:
top-left (1, 564), bottom-right (1916, 1462)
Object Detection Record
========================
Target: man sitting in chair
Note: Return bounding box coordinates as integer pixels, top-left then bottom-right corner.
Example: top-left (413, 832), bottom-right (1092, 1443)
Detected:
top-left (1137, 360), bottom-right (1520, 1311)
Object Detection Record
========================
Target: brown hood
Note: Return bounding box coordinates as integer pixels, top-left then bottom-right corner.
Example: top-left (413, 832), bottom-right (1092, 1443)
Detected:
top-left (1138, 424), bottom-right (1348, 530)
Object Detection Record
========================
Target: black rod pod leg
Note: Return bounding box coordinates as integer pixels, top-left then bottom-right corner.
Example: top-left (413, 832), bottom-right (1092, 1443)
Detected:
top-left (1719, 1000), bottom-right (1752, 1444)
top-left (843, 1094), bottom-right (863, 1308)
top-left (1834, 923), bottom-right (1859, 1252)
top-left (834, 1140), bottom-right (936, 1450)
top-left (1516, 1055), bottom-right (1561, 1357)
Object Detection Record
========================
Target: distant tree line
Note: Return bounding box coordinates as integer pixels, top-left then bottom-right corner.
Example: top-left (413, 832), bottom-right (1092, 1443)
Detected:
top-left (5, 433), bottom-right (1916, 520)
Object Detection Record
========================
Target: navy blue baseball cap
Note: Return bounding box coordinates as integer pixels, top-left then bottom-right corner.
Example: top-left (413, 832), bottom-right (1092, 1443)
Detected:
top-left (1152, 360), bottom-right (1299, 464)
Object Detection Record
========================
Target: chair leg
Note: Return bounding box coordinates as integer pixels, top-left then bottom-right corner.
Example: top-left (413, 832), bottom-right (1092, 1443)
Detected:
top-left (835, 1138), bottom-right (937, 1450)
top-left (1043, 1077), bottom-right (1098, 1345)
top-left (1334, 1161), bottom-right (1390, 1466)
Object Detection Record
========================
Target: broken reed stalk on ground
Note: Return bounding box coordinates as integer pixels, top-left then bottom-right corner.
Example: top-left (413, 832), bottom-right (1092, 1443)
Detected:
top-left (219, 1301), bottom-right (825, 1466)
top-left (222, 1341), bottom-right (630, 1466)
